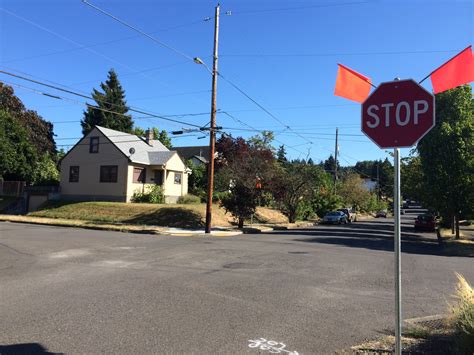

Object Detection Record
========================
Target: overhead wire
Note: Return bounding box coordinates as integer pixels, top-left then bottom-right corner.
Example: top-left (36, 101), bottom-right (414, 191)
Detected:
top-left (2, 19), bottom-right (206, 64)
top-left (1, 79), bottom-right (203, 129)
top-left (229, 1), bottom-right (371, 15)
top-left (220, 49), bottom-right (459, 58)
top-left (81, 0), bottom-right (196, 62)
top-left (0, 70), bottom-right (204, 128)
top-left (0, 7), bottom-right (213, 108)
top-left (79, 1), bottom-right (319, 149)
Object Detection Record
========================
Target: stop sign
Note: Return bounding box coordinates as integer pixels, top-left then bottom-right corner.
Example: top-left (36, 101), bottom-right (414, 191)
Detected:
top-left (361, 79), bottom-right (435, 148)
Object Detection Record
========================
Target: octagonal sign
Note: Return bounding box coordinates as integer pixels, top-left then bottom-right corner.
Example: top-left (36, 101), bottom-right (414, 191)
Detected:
top-left (361, 79), bottom-right (435, 149)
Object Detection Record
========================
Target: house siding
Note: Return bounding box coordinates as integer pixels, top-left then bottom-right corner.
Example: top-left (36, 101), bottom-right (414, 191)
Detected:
top-left (60, 127), bottom-right (129, 202)
top-left (125, 154), bottom-right (189, 203)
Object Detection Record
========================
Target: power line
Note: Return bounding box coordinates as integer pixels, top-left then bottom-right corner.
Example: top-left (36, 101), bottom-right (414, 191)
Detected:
top-left (0, 7), bottom-right (212, 108)
top-left (77, 0), bottom-right (340, 151)
top-left (218, 73), bottom-right (314, 145)
top-left (82, 0), bottom-right (196, 62)
top-left (230, 1), bottom-right (371, 15)
top-left (1, 19), bottom-right (206, 64)
top-left (0, 70), bottom-right (203, 128)
top-left (220, 126), bottom-right (364, 137)
top-left (0, 7), bottom-right (145, 75)
top-left (1, 79), bottom-right (203, 129)
top-left (221, 111), bottom-right (319, 159)
top-left (220, 49), bottom-right (459, 58)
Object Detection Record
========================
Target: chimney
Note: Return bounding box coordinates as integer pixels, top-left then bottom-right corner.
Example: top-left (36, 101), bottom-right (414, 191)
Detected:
top-left (145, 128), bottom-right (154, 146)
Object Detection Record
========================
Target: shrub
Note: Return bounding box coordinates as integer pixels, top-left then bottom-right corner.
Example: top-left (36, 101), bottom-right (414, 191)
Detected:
top-left (449, 273), bottom-right (474, 354)
top-left (177, 194), bottom-right (201, 204)
top-left (131, 185), bottom-right (164, 204)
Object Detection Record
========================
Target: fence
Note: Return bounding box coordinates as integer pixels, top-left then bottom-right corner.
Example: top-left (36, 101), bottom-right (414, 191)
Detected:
top-left (0, 181), bottom-right (26, 197)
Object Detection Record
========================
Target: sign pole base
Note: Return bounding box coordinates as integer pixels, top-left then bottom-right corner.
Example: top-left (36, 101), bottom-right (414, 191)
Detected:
top-left (394, 148), bottom-right (401, 355)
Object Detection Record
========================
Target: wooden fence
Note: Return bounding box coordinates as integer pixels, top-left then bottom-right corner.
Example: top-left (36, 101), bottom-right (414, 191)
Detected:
top-left (0, 181), bottom-right (26, 197)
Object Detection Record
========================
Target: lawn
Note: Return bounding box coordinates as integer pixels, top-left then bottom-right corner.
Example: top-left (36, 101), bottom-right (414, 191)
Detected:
top-left (29, 201), bottom-right (233, 228)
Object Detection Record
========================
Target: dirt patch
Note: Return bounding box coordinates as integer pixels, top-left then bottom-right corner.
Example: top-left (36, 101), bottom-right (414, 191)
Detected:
top-left (254, 207), bottom-right (288, 224)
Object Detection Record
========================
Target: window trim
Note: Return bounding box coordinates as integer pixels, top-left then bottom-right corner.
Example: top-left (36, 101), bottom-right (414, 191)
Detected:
top-left (100, 165), bottom-right (118, 183)
top-left (89, 136), bottom-right (99, 153)
top-left (174, 172), bottom-right (182, 185)
top-left (69, 166), bottom-right (80, 183)
top-left (133, 167), bottom-right (146, 183)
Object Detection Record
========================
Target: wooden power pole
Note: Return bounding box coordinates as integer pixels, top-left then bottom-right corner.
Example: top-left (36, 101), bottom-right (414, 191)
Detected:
top-left (205, 4), bottom-right (220, 234)
top-left (334, 127), bottom-right (339, 193)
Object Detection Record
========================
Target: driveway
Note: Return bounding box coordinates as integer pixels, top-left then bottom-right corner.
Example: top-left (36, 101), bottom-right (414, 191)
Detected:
top-left (0, 220), bottom-right (472, 354)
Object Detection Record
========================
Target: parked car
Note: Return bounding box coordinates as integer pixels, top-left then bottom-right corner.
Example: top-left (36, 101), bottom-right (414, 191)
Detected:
top-left (414, 214), bottom-right (438, 231)
top-left (322, 211), bottom-right (348, 224)
top-left (337, 208), bottom-right (357, 222)
top-left (375, 210), bottom-right (388, 218)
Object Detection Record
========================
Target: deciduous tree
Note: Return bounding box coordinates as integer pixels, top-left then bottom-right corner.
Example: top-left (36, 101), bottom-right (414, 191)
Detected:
top-left (416, 85), bottom-right (473, 238)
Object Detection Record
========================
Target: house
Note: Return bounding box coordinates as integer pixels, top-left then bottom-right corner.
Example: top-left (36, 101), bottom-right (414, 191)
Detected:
top-left (60, 126), bottom-right (190, 203)
top-left (362, 178), bottom-right (377, 192)
top-left (173, 145), bottom-right (209, 166)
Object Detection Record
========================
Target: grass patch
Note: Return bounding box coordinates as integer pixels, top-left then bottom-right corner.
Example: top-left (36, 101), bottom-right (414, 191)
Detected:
top-left (0, 196), bottom-right (17, 212)
top-left (448, 273), bottom-right (474, 353)
top-left (29, 201), bottom-right (289, 229)
top-left (30, 201), bottom-right (233, 228)
top-left (403, 325), bottom-right (432, 339)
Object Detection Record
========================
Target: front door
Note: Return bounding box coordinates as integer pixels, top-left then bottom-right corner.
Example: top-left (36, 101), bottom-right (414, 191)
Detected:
top-left (154, 170), bottom-right (163, 185)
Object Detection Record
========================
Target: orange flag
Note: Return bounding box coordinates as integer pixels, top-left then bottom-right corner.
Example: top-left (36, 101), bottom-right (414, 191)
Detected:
top-left (334, 64), bottom-right (372, 103)
top-left (430, 46), bottom-right (474, 94)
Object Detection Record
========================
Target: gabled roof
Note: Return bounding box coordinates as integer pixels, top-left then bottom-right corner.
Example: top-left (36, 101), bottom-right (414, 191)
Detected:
top-left (191, 155), bottom-right (208, 164)
top-left (173, 145), bottom-right (209, 163)
top-left (95, 126), bottom-right (176, 166)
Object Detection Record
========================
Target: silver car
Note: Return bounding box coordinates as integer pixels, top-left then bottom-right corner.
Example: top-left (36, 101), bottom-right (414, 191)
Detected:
top-left (322, 211), bottom-right (348, 224)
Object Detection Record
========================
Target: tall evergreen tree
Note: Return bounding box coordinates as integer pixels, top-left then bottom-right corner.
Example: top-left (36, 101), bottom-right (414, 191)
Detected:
top-left (323, 155), bottom-right (337, 174)
top-left (81, 69), bottom-right (133, 135)
top-left (277, 145), bottom-right (287, 163)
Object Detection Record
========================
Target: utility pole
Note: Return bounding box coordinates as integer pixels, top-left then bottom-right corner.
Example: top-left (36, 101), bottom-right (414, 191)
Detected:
top-left (376, 162), bottom-right (380, 201)
top-left (205, 4), bottom-right (220, 234)
top-left (334, 127), bottom-right (339, 194)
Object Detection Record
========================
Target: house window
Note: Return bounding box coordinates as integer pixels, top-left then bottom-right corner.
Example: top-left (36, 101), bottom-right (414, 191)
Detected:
top-left (133, 167), bottom-right (146, 183)
top-left (174, 172), bottom-right (182, 185)
top-left (69, 166), bottom-right (79, 182)
top-left (89, 137), bottom-right (99, 153)
top-left (100, 165), bottom-right (118, 183)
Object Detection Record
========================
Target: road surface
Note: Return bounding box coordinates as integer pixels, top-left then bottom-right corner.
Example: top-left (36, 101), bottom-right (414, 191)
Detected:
top-left (0, 217), bottom-right (472, 354)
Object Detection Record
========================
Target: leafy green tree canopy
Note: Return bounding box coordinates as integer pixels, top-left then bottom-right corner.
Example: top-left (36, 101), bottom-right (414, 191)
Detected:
top-left (416, 85), bottom-right (473, 236)
top-left (0, 83), bottom-right (56, 159)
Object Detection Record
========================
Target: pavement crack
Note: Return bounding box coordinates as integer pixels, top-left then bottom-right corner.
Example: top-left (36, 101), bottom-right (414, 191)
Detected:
top-left (0, 242), bottom-right (34, 257)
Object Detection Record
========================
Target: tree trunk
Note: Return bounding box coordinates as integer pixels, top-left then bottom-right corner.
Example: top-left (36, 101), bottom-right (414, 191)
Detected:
top-left (288, 211), bottom-right (296, 224)
top-left (455, 214), bottom-right (460, 239)
top-left (451, 214), bottom-right (455, 235)
top-left (238, 217), bottom-right (244, 229)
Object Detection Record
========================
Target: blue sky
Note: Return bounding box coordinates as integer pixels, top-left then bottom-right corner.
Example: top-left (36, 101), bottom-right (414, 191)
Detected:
top-left (0, 0), bottom-right (472, 165)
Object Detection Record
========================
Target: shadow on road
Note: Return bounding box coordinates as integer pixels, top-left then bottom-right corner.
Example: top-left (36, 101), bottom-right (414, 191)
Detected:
top-left (272, 220), bottom-right (471, 258)
top-left (0, 343), bottom-right (62, 355)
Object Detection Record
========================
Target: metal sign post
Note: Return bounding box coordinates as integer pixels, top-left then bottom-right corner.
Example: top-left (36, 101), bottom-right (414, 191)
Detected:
top-left (361, 79), bottom-right (435, 355)
top-left (394, 148), bottom-right (401, 355)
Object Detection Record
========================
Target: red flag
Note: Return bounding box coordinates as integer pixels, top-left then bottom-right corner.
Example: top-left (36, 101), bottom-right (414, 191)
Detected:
top-left (334, 64), bottom-right (372, 103)
top-left (430, 46), bottom-right (474, 94)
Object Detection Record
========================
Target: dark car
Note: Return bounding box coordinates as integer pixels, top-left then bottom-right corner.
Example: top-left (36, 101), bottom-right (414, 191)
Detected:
top-left (414, 214), bottom-right (438, 231)
top-left (375, 210), bottom-right (388, 218)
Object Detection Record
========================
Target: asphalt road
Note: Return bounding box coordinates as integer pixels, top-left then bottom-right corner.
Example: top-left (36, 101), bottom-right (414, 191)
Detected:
top-left (1, 216), bottom-right (472, 354)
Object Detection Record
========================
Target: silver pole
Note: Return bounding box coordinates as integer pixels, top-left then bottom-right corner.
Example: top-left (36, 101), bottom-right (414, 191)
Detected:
top-left (394, 147), bottom-right (401, 354)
